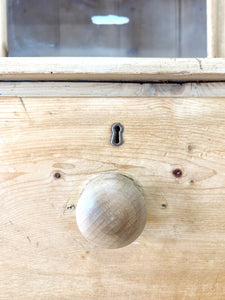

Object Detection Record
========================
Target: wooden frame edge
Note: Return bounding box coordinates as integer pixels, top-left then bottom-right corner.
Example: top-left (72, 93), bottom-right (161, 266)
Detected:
top-left (0, 58), bottom-right (224, 82)
top-left (0, 0), bottom-right (7, 57)
top-left (207, 0), bottom-right (225, 58)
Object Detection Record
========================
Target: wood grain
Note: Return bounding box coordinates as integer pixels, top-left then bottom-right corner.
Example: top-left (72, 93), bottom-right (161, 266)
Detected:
top-left (0, 58), bottom-right (224, 81)
top-left (0, 96), bottom-right (225, 299)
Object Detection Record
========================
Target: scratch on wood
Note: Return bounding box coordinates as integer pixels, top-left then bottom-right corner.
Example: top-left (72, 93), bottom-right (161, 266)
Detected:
top-left (20, 97), bottom-right (31, 120)
top-left (196, 58), bottom-right (203, 70)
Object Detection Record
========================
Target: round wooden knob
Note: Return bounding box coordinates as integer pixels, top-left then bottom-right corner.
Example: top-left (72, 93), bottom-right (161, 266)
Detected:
top-left (76, 173), bottom-right (147, 249)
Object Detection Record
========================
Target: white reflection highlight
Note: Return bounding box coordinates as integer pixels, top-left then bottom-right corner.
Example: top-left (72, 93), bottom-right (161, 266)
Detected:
top-left (91, 15), bottom-right (130, 25)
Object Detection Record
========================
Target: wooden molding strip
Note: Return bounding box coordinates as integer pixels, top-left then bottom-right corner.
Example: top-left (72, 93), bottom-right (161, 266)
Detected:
top-left (0, 58), bottom-right (224, 82)
top-left (207, 0), bottom-right (225, 57)
top-left (0, 81), bottom-right (225, 97)
top-left (0, 0), bottom-right (7, 57)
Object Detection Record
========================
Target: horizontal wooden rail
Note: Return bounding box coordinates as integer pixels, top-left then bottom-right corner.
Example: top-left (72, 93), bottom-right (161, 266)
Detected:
top-left (0, 81), bottom-right (225, 97)
top-left (0, 58), bottom-right (224, 82)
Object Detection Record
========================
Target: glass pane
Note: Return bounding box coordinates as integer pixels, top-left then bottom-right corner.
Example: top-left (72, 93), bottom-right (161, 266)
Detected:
top-left (7, 0), bottom-right (207, 57)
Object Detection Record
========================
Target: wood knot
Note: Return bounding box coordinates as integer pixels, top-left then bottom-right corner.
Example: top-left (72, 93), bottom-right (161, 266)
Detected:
top-left (172, 168), bottom-right (182, 178)
top-left (54, 172), bottom-right (61, 179)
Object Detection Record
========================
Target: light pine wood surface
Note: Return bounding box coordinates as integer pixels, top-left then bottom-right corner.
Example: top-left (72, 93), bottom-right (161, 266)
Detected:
top-left (1, 81), bottom-right (225, 98)
top-left (0, 58), bottom-right (225, 81)
top-left (0, 94), bottom-right (225, 299)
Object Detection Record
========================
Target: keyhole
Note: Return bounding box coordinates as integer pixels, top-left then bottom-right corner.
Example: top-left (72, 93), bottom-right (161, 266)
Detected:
top-left (111, 123), bottom-right (124, 146)
top-left (114, 126), bottom-right (120, 144)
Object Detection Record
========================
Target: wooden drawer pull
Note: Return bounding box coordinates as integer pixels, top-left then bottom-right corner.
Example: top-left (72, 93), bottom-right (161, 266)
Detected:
top-left (76, 173), bottom-right (147, 249)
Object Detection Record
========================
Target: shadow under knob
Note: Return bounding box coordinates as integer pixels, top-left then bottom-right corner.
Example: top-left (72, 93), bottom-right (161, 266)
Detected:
top-left (76, 173), bottom-right (147, 249)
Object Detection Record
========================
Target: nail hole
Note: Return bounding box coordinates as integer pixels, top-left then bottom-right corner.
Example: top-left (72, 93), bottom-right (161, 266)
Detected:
top-left (67, 204), bottom-right (75, 210)
top-left (172, 168), bottom-right (182, 178)
top-left (190, 180), bottom-right (194, 184)
top-left (187, 145), bottom-right (193, 152)
top-left (54, 172), bottom-right (61, 179)
top-left (161, 203), bottom-right (167, 209)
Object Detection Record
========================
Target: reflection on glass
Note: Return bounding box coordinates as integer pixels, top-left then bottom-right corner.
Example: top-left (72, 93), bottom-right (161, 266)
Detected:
top-left (8, 0), bottom-right (206, 57)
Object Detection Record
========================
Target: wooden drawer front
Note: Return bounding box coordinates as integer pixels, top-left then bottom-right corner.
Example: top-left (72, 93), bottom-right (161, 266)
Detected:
top-left (0, 93), bottom-right (225, 299)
